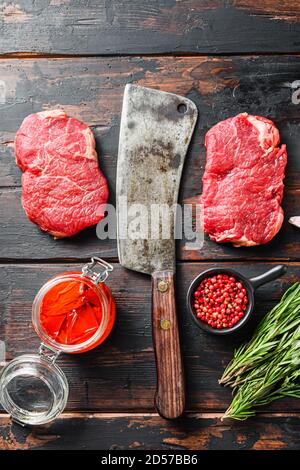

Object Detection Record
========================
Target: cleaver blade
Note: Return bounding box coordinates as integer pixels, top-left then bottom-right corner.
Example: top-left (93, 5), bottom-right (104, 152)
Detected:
top-left (117, 84), bottom-right (198, 419)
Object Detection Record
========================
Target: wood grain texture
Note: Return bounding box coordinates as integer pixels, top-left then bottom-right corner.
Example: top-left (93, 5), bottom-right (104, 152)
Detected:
top-left (1, 0), bottom-right (300, 453)
top-left (0, 412), bottom-right (300, 450)
top-left (152, 271), bottom-right (185, 419)
top-left (0, 261), bottom-right (300, 413)
top-left (1, 1), bottom-right (300, 55)
top-left (1, 56), bottom-right (300, 260)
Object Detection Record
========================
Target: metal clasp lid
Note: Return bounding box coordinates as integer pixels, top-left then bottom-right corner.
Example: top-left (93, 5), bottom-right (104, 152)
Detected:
top-left (39, 343), bottom-right (60, 363)
top-left (81, 257), bottom-right (113, 284)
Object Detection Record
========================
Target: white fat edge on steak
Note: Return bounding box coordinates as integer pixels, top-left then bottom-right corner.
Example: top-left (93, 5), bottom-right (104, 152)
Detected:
top-left (231, 209), bottom-right (284, 247)
top-left (212, 231), bottom-right (258, 248)
top-left (82, 128), bottom-right (97, 161)
top-left (39, 109), bottom-right (66, 119)
top-left (247, 114), bottom-right (280, 150)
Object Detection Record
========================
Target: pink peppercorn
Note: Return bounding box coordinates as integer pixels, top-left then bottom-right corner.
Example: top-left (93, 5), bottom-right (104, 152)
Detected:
top-left (193, 273), bottom-right (248, 330)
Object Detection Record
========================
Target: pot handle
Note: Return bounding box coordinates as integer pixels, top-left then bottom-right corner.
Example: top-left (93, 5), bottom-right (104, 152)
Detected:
top-left (249, 265), bottom-right (287, 290)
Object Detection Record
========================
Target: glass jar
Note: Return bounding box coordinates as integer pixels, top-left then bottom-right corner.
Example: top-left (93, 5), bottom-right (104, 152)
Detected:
top-left (0, 257), bottom-right (115, 426)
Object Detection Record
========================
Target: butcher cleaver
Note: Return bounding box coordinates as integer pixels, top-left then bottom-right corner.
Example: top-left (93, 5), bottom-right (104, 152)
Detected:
top-left (117, 84), bottom-right (197, 419)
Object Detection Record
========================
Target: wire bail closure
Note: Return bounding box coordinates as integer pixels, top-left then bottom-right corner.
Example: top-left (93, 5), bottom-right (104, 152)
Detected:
top-left (82, 257), bottom-right (113, 284)
top-left (39, 343), bottom-right (60, 363)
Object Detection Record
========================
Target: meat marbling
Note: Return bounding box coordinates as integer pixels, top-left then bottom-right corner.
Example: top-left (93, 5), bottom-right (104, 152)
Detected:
top-left (15, 110), bottom-right (108, 238)
top-left (200, 113), bottom-right (287, 247)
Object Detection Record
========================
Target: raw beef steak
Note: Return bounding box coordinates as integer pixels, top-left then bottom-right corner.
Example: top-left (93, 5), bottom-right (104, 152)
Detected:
top-left (200, 113), bottom-right (287, 247)
top-left (15, 110), bottom-right (108, 238)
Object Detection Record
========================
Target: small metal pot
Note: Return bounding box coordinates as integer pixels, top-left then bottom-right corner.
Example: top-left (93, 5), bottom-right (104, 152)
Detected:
top-left (186, 265), bottom-right (287, 335)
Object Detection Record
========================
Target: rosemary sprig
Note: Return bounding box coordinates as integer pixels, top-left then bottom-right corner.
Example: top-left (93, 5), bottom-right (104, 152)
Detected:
top-left (220, 283), bottom-right (300, 420)
top-left (222, 329), bottom-right (300, 420)
top-left (220, 283), bottom-right (300, 386)
top-left (229, 324), bottom-right (300, 388)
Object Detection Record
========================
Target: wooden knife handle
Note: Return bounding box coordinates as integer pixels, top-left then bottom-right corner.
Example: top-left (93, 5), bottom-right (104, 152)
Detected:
top-left (152, 270), bottom-right (185, 419)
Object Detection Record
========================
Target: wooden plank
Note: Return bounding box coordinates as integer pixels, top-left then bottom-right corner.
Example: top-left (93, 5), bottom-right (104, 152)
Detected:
top-left (1, 1), bottom-right (300, 55)
top-left (0, 412), bottom-right (300, 450)
top-left (0, 261), bottom-right (299, 413)
top-left (0, 56), bottom-right (300, 260)
top-left (0, 189), bottom-right (299, 262)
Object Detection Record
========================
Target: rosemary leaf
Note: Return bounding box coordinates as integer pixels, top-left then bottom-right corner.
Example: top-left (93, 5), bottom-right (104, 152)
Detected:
top-left (220, 283), bottom-right (300, 420)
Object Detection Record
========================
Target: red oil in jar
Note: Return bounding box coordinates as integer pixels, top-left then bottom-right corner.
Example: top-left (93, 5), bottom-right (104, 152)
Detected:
top-left (32, 259), bottom-right (115, 354)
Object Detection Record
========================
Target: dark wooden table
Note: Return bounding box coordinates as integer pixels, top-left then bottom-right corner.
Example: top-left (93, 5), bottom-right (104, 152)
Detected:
top-left (1, 0), bottom-right (300, 451)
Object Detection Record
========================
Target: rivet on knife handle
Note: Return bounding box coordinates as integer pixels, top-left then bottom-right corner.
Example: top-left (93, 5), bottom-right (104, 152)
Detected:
top-left (157, 280), bottom-right (169, 293)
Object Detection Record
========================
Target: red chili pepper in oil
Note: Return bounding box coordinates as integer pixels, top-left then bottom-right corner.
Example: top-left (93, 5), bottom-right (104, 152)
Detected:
top-left (40, 278), bottom-right (115, 347)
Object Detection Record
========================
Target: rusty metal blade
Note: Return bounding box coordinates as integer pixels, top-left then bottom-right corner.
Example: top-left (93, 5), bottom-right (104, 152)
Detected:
top-left (116, 84), bottom-right (198, 275)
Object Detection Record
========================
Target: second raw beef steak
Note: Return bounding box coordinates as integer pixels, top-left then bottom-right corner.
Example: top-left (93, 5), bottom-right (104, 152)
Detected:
top-left (200, 113), bottom-right (287, 247)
